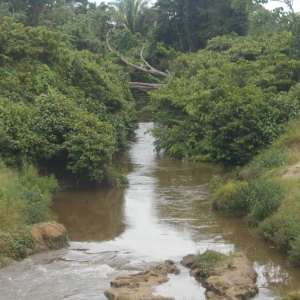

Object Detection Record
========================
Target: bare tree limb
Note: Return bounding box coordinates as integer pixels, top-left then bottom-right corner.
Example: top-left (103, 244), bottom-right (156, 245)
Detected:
top-left (107, 29), bottom-right (170, 78)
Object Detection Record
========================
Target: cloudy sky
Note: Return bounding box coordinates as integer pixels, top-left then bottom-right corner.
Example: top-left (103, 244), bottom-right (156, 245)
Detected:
top-left (93, 0), bottom-right (300, 12)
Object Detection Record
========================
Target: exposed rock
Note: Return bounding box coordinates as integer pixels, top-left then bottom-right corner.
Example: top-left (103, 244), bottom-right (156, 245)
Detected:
top-left (281, 161), bottom-right (300, 178)
top-left (104, 260), bottom-right (179, 300)
top-left (0, 221), bottom-right (68, 269)
top-left (181, 251), bottom-right (258, 300)
top-left (31, 221), bottom-right (68, 251)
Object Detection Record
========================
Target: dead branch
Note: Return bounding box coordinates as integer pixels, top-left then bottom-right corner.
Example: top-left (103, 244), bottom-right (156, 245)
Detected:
top-left (107, 29), bottom-right (170, 78)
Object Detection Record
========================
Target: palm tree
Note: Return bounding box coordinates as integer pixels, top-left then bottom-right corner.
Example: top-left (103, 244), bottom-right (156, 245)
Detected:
top-left (109, 0), bottom-right (150, 34)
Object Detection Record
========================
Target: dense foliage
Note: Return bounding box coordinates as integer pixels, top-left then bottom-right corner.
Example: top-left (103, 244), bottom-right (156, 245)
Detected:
top-left (149, 30), bottom-right (300, 165)
top-left (0, 17), bottom-right (136, 184)
top-left (152, 0), bottom-right (248, 52)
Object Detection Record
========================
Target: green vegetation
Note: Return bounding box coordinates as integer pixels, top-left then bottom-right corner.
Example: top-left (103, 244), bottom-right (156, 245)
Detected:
top-left (282, 290), bottom-right (300, 300)
top-left (0, 17), bottom-right (136, 185)
top-left (212, 118), bottom-right (300, 266)
top-left (195, 250), bottom-right (236, 278)
top-left (1, 0), bottom-right (300, 283)
top-left (0, 162), bottom-right (57, 231)
top-left (148, 32), bottom-right (300, 165)
top-left (0, 160), bottom-right (58, 263)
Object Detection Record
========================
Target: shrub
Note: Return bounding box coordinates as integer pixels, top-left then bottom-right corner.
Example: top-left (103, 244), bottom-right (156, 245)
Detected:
top-left (258, 211), bottom-right (300, 252)
top-left (211, 181), bottom-right (249, 215)
top-left (252, 148), bottom-right (286, 170)
top-left (212, 175), bottom-right (283, 225)
top-left (0, 229), bottom-right (36, 260)
top-left (246, 176), bottom-right (284, 226)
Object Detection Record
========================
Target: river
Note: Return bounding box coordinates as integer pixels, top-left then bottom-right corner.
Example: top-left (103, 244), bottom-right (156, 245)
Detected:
top-left (0, 122), bottom-right (300, 299)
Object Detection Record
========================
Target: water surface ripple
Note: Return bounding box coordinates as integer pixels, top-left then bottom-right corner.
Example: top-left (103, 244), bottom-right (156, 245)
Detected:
top-left (0, 123), bottom-right (300, 299)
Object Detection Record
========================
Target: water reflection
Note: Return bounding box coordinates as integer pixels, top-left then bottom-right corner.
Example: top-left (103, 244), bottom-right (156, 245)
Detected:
top-left (52, 189), bottom-right (126, 242)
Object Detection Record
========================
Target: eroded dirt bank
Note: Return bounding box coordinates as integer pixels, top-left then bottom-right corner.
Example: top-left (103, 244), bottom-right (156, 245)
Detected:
top-left (31, 221), bottom-right (68, 252)
top-left (0, 221), bottom-right (68, 268)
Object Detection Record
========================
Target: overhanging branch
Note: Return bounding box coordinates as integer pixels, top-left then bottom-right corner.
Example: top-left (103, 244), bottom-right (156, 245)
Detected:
top-left (107, 29), bottom-right (170, 78)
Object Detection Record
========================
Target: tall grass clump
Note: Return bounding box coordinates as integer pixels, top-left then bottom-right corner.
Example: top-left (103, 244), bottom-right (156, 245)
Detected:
top-left (0, 162), bottom-right (58, 231)
top-left (212, 175), bottom-right (283, 225)
top-left (282, 290), bottom-right (300, 300)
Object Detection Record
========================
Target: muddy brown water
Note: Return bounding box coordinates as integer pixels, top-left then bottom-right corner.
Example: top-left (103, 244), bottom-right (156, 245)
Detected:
top-left (1, 122), bottom-right (300, 299)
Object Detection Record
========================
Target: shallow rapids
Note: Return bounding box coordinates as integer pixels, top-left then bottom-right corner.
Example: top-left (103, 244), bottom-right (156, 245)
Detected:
top-left (0, 123), bottom-right (300, 299)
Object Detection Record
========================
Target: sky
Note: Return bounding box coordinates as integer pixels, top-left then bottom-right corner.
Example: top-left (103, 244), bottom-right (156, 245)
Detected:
top-left (93, 0), bottom-right (300, 13)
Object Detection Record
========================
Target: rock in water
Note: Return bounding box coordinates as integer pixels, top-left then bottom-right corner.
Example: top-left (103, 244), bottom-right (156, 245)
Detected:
top-left (104, 260), bottom-right (179, 300)
top-left (31, 221), bottom-right (68, 251)
top-left (181, 251), bottom-right (258, 300)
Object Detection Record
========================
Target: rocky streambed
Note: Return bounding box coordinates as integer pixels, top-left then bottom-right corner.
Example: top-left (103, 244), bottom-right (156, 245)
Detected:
top-left (104, 251), bottom-right (259, 300)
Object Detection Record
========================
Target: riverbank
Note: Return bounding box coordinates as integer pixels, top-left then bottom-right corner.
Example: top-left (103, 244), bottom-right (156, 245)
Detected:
top-left (0, 161), bottom-right (68, 266)
top-left (212, 118), bottom-right (300, 267)
top-left (104, 251), bottom-right (259, 300)
top-left (0, 222), bottom-right (68, 268)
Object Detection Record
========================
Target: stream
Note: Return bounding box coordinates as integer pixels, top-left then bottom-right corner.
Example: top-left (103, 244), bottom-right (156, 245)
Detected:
top-left (0, 122), bottom-right (300, 299)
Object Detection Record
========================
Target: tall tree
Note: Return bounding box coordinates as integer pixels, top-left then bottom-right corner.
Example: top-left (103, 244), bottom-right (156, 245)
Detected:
top-left (109, 0), bottom-right (150, 34)
top-left (153, 0), bottom-right (248, 52)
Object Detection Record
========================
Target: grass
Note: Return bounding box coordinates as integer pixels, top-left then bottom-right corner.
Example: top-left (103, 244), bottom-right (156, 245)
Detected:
top-left (211, 117), bottom-right (300, 267)
top-left (282, 290), bottom-right (300, 300)
top-left (195, 250), bottom-right (229, 278)
top-left (0, 161), bottom-right (58, 261)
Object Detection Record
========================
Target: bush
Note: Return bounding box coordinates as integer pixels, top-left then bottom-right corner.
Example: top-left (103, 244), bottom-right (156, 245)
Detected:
top-left (212, 175), bottom-right (283, 225)
top-left (252, 148), bottom-right (286, 170)
top-left (0, 18), bottom-right (137, 184)
top-left (0, 163), bottom-right (58, 230)
top-left (258, 211), bottom-right (300, 253)
top-left (149, 33), bottom-right (300, 165)
top-left (211, 181), bottom-right (249, 215)
top-left (246, 176), bottom-right (284, 226)
top-left (0, 230), bottom-right (36, 260)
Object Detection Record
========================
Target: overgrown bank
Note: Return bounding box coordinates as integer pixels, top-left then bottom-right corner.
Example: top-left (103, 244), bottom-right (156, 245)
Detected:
top-left (0, 162), bottom-right (68, 265)
top-left (211, 117), bottom-right (300, 267)
top-left (0, 17), bottom-right (137, 187)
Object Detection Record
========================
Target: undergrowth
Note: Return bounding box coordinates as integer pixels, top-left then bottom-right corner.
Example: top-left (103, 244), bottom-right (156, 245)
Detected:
top-left (195, 250), bottom-right (235, 278)
top-left (0, 161), bottom-right (58, 262)
top-left (211, 118), bottom-right (300, 267)
top-left (282, 290), bottom-right (300, 300)
top-left (0, 162), bottom-right (58, 232)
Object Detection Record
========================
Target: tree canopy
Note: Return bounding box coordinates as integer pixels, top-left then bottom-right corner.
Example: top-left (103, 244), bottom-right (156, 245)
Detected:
top-left (0, 0), bottom-right (300, 184)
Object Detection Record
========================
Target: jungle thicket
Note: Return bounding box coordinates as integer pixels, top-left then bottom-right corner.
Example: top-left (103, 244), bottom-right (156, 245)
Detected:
top-left (0, 0), bottom-right (255, 186)
top-left (1, 0), bottom-right (300, 236)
